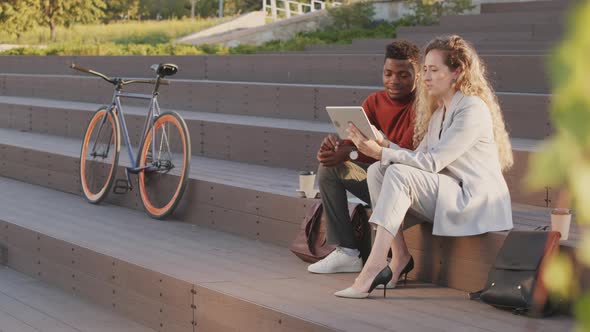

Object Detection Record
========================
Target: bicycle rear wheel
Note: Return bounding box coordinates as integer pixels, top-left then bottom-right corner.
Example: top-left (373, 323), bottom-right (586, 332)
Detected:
top-left (138, 111), bottom-right (191, 219)
top-left (80, 107), bottom-right (120, 204)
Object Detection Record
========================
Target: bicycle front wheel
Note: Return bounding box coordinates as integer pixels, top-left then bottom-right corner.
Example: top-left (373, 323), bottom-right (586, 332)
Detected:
top-left (138, 111), bottom-right (191, 219)
top-left (80, 107), bottom-right (121, 204)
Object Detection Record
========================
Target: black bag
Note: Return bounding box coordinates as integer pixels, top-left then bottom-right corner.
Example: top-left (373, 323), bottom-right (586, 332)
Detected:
top-left (469, 230), bottom-right (562, 317)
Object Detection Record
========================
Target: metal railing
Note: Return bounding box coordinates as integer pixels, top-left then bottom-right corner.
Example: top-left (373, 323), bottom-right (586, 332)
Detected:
top-left (263, 0), bottom-right (341, 21)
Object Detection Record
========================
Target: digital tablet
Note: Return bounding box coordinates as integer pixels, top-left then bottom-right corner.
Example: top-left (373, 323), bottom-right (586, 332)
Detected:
top-left (325, 106), bottom-right (378, 141)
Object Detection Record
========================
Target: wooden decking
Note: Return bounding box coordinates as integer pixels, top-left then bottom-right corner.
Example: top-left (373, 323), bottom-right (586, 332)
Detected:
top-left (0, 177), bottom-right (575, 332)
top-left (0, 267), bottom-right (155, 332)
top-left (0, 1), bottom-right (583, 330)
top-left (0, 125), bottom-right (583, 293)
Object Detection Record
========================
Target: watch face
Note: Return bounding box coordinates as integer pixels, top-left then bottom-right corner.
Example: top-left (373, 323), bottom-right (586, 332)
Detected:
top-left (349, 150), bottom-right (359, 160)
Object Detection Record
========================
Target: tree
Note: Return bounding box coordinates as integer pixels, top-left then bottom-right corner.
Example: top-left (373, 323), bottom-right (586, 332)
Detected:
top-left (39, 0), bottom-right (106, 40)
top-left (527, 2), bottom-right (590, 331)
top-left (223, 0), bottom-right (261, 16)
top-left (137, 0), bottom-right (191, 19)
top-left (104, 0), bottom-right (140, 20)
top-left (194, 0), bottom-right (218, 18)
top-left (0, 0), bottom-right (40, 40)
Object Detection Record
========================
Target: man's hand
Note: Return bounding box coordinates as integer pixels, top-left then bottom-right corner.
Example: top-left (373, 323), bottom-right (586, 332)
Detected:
top-left (320, 134), bottom-right (339, 152)
top-left (317, 148), bottom-right (353, 167)
top-left (347, 124), bottom-right (383, 160)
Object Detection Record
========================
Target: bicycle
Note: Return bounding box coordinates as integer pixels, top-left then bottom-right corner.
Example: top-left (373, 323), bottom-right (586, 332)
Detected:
top-left (71, 63), bottom-right (191, 219)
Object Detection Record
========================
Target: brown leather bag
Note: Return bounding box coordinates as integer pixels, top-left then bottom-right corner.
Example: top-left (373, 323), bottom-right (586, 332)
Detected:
top-left (290, 201), bottom-right (371, 263)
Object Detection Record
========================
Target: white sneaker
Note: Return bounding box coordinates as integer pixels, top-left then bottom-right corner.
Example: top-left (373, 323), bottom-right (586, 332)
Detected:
top-left (307, 248), bottom-right (362, 274)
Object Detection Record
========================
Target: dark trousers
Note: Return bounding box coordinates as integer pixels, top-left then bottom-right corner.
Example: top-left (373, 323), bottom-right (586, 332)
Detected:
top-left (317, 161), bottom-right (371, 249)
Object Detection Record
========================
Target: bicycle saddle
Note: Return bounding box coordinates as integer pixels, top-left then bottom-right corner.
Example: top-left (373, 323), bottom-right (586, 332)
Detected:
top-left (151, 63), bottom-right (178, 77)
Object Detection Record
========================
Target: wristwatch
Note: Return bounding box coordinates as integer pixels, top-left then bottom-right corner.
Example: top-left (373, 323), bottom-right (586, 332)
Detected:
top-left (349, 149), bottom-right (359, 161)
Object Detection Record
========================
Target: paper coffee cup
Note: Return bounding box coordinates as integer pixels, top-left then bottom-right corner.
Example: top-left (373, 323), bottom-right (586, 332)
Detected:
top-left (299, 171), bottom-right (316, 198)
top-left (551, 208), bottom-right (571, 240)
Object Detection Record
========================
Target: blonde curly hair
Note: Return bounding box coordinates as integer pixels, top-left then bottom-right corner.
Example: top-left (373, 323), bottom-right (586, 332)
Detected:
top-left (414, 35), bottom-right (514, 171)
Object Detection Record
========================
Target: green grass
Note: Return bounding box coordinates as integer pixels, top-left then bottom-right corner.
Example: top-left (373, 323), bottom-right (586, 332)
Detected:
top-left (0, 20), bottom-right (401, 56)
top-left (0, 18), bottom-right (228, 45)
top-left (0, 42), bottom-right (229, 56)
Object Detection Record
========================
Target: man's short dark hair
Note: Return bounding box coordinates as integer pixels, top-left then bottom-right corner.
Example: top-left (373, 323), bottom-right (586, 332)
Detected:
top-left (385, 40), bottom-right (420, 68)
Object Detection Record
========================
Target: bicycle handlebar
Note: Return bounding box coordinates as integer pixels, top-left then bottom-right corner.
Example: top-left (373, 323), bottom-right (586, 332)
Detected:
top-left (123, 79), bottom-right (169, 86)
top-left (70, 63), bottom-right (170, 87)
top-left (70, 63), bottom-right (115, 84)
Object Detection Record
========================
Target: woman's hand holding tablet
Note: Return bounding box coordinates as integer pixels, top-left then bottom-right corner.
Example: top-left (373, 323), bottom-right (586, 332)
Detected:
top-left (347, 124), bottom-right (385, 161)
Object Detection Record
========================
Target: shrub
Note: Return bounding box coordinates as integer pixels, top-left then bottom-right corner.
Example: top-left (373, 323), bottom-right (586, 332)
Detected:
top-left (403, 0), bottom-right (475, 26)
top-left (327, 1), bottom-right (376, 29)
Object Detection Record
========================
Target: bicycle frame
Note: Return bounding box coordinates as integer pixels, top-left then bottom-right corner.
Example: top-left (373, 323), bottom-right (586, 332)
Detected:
top-left (96, 88), bottom-right (161, 179)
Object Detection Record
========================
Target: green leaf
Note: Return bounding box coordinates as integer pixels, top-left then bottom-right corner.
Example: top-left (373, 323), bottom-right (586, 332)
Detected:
top-left (533, 2), bottom-right (590, 329)
top-left (542, 253), bottom-right (574, 299)
top-left (570, 163), bottom-right (590, 223)
top-left (574, 292), bottom-right (590, 331)
top-left (526, 134), bottom-right (576, 190)
top-left (577, 232), bottom-right (590, 267)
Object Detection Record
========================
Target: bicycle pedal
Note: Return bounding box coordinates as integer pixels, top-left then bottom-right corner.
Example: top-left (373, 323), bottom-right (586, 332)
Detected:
top-left (113, 179), bottom-right (131, 195)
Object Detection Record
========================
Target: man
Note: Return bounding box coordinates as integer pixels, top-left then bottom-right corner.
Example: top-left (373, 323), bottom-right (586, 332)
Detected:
top-left (308, 40), bottom-right (420, 274)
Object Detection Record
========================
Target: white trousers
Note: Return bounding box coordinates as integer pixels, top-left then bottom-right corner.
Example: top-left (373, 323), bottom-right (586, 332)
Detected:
top-left (367, 163), bottom-right (438, 236)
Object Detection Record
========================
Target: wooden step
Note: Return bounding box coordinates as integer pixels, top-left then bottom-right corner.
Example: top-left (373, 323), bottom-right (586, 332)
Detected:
top-left (0, 74), bottom-right (372, 122)
top-left (0, 54), bottom-right (551, 92)
top-left (397, 25), bottom-right (563, 43)
top-left (304, 38), bottom-right (554, 54)
top-left (396, 33), bottom-right (561, 48)
top-left (0, 129), bottom-right (584, 292)
top-left (12, 94), bottom-right (550, 151)
top-left (439, 11), bottom-right (564, 28)
top-left (0, 72), bottom-right (552, 125)
top-left (0, 128), bottom-right (311, 248)
top-left (0, 267), bottom-right (156, 332)
top-left (0, 96), bottom-right (327, 171)
top-left (0, 98), bottom-right (552, 208)
top-left (0, 127), bottom-right (562, 247)
top-left (0, 177), bottom-right (576, 331)
top-left (303, 44), bottom-right (551, 55)
top-left (398, 22), bottom-right (559, 35)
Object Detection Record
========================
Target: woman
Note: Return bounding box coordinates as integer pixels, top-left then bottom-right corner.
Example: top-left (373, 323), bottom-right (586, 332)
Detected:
top-left (335, 35), bottom-right (514, 299)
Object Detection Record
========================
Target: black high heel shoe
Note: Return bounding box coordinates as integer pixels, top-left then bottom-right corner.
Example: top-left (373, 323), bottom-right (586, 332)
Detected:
top-left (398, 256), bottom-right (414, 286)
top-left (377, 255), bottom-right (415, 289)
top-left (334, 265), bottom-right (393, 299)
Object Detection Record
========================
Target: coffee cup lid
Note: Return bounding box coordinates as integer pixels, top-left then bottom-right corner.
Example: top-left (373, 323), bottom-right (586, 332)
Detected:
top-left (551, 208), bottom-right (571, 215)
